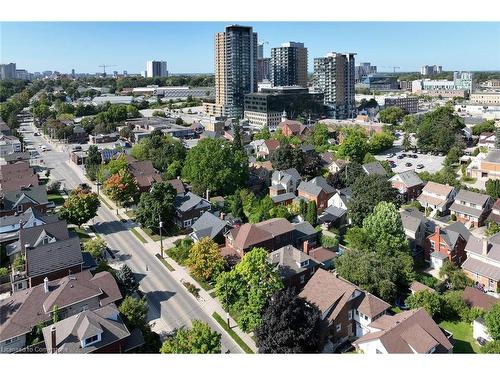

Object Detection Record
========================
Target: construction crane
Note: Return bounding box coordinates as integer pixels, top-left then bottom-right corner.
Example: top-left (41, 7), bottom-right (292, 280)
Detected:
top-left (98, 64), bottom-right (117, 75)
top-left (382, 66), bottom-right (401, 73)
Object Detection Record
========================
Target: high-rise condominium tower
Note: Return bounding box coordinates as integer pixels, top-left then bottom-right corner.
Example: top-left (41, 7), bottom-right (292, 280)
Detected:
top-left (313, 52), bottom-right (356, 119)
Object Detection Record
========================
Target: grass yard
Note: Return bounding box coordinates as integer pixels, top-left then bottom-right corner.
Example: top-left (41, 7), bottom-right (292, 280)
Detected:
top-left (439, 321), bottom-right (481, 354)
top-left (129, 227), bottom-right (147, 244)
top-left (212, 312), bottom-right (254, 354)
top-left (69, 227), bottom-right (92, 243)
top-left (48, 193), bottom-right (65, 206)
top-left (125, 210), bottom-right (136, 219)
top-left (156, 254), bottom-right (175, 271)
top-left (99, 197), bottom-right (113, 210)
top-left (190, 273), bottom-right (214, 292)
top-left (143, 227), bottom-right (161, 242)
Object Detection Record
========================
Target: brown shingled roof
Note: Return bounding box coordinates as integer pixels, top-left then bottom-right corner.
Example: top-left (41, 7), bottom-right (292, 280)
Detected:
top-left (463, 286), bottom-right (499, 311)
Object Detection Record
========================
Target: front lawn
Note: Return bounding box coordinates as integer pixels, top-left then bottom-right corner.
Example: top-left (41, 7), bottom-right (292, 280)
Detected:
top-left (143, 227), bottom-right (161, 242)
top-left (439, 321), bottom-right (480, 354)
top-left (48, 193), bottom-right (65, 206)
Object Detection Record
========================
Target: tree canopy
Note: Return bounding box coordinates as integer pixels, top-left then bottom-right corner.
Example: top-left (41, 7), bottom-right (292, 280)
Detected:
top-left (160, 320), bottom-right (221, 354)
top-left (182, 138), bottom-right (248, 196)
top-left (378, 106), bottom-right (406, 125)
top-left (416, 106), bottom-right (465, 153)
top-left (135, 181), bottom-right (176, 233)
top-left (187, 237), bottom-right (226, 282)
top-left (59, 187), bottom-right (100, 227)
top-left (255, 289), bottom-right (322, 353)
top-left (336, 127), bottom-right (368, 163)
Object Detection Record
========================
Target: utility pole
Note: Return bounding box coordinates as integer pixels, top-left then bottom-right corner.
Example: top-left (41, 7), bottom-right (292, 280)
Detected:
top-left (159, 215), bottom-right (164, 258)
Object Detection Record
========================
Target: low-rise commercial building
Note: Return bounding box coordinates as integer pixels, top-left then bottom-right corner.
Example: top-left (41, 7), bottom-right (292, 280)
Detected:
top-left (384, 97), bottom-right (419, 114)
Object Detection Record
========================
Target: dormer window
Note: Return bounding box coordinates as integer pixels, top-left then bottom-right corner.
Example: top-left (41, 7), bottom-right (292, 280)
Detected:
top-left (83, 334), bottom-right (100, 347)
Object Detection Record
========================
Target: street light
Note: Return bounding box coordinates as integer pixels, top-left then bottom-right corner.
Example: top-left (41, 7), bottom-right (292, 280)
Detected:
top-left (95, 181), bottom-right (102, 196)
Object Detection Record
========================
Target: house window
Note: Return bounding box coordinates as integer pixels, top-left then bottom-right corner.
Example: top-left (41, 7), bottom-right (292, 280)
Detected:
top-left (348, 310), bottom-right (353, 320)
top-left (430, 241), bottom-right (435, 250)
top-left (183, 219), bottom-right (192, 227)
top-left (81, 305), bottom-right (88, 312)
top-left (17, 205), bottom-right (23, 213)
top-left (84, 335), bottom-right (99, 346)
top-left (376, 349), bottom-right (383, 354)
top-left (336, 324), bottom-right (342, 332)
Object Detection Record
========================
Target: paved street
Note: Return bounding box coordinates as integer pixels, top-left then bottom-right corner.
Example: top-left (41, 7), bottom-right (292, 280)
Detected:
top-left (19, 120), bottom-right (243, 353)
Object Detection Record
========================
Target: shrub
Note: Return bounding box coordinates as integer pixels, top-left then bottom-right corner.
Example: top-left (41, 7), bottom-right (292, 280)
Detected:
top-left (320, 235), bottom-right (339, 249)
top-left (182, 281), bottom-right (200, 299)
top-left (0, 267), bottom-right (8, 277)
top-left (167, 238), bottom-right (193, 265)
top-left (47, 180), bottom-right (61, 194)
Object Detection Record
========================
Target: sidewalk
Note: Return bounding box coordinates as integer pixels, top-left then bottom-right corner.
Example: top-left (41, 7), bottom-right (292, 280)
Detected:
top-left (65, 161), bottom-right (258, 353)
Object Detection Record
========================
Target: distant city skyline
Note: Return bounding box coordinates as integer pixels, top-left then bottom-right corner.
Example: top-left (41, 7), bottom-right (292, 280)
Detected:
top-left (1, 22), bottom-right (499, 74)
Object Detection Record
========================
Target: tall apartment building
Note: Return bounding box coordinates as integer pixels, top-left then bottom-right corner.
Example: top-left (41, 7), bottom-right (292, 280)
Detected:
top-left (313, 52), bottom-right (356, 119)
top-left (209, 25), bottom-right (258, 118)
top-left (355, 62), bottom-right (377, 82)
top-left (421, 65), bottom-right (442, 76)
top-left (0, 63), bottom-right (17, 80)
top-left (146, 60), bottom-right (168, 78)
top-left (270, 42), bottom-right (308, 88)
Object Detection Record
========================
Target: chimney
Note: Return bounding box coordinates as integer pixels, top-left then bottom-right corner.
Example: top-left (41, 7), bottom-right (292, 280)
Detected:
top-left (50, 325), bottom-right (57, 353)
top-left (43, 277), bottom-right (49, 293)
top-left (220, 212), bottom-right (225, 220)
top-left (482, 238), bottom-right (489, 256)
top-left (303, 241), bottom-right (310, 255)
top-left (206, 189), bottom-right (210, 201)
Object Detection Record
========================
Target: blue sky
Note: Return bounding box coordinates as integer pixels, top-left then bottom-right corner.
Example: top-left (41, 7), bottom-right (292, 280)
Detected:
top-left (1, 22), bottom-right (499, 74)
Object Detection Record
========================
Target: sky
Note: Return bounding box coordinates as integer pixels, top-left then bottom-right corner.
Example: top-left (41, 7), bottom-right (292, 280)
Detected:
top-left (1, 22), bottom-right (499, 74)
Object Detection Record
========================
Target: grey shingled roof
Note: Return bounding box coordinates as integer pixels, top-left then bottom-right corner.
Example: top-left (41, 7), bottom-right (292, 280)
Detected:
top-left (0, 207), bottom-right (57, 228)
top-left (298, 176), bottom-right (334, 197)
top-left (174, 192), bottom-right (210, 213)
top-left (462, 257), bottom-right (500, 281)
top-left (42, 304), bottom-right (131, 354)
top-left (484, 149), bottom-right (500, 163)
top-left (391, 170), bottom-right (424, 188)
top-left (271, 192), bottom-right (296, 204)
top-left (465, 235), bottom-right (500, 262)
top-left (362, 161), bottom-right (387, 176)
top-left (190, 211), bottom-right (227, 241)
top-left (26, 236), bottom-right (83, 278)
top-left (439, 222), bottom-right (470, 249)
top-left (2, 185), bottom-right (49, 210)
top-left (454, 189), bottom-right (491, 207)
top-left (268, 245), bottom-right (317, 279)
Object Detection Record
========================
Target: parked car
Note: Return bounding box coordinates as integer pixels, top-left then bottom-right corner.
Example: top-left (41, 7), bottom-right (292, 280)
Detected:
top-left (411, 154), bottom-right (418, 159)
top-left (417, 164), bottom-right (424, 169)
top-left (476, 337), bottom-right (488, 347)
top-left (405, 162), bottom-right (413, 167)
top-left (397, 155), bottom-right (404, 159)
top-left (34, 132), bottom-right (41, 136)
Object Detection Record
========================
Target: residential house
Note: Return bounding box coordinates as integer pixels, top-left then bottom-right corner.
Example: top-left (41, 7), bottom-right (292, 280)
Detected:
top-left (327, 159), bottom-right (348, 174)
top-left (299, 269), bottom-right (391, 349)
top-left (328, 187), bottom-right (352, 211)
top-left (189, 211), bottom-right (229, 244)
top-left (271, 192), bottom-right (296, 206)
top-left (390, 170), bottom-right (424, 201)
top-left (0, 161), bottom-right (39, 192)
top-left (308, 247), bottom-right (337, 270)
top-left (0, 185), bottom-right (52, 217)
top-left (42, 304), bottom-right (143, 354)
top-left (353, 308), bottom-right (453, 354)
top-left (173, 192), bottom-right (211, 229)
top-left (278, 119), bottom-right (310, 138)
top-left (478, 132), bottom-right (496, 149)
top-left (487, 198), bottom-right (500, 225)
top-left (268, 245), bottom-right (319, 291)
top-left (89, 133), bottom-right (119, 144)
top-left (362, 161), bottom-right (387, 176)
top-left (256, 139), bottom-right (280, 159)
top-left (165, 178), bottom-right (186, 196)
top-left (409, 281), bottom-right (435, 294)
top-left (463, 286), bottom-right (499, 344)
top-left (462, 233), bottom-right (500, 292)
top-left (318, 205), bottom-right (348, 229)
top-left (0, 270), bottom-right (122, 353)
top-left (400, 208), bottom-right (435, 258)
top-left (2, 152), bottom-right (30, 165)
top-left (450, 189), bottom-right (493, 227)
top-left (292, 221), bottom-right (320, 249)
top-left (298, 176), bottom-right (335, 212)
top-left (417, 182), bottom-right (458, 216)
top-left (424, 222), bottom-right (471, 270)
top-left (124, 156), bottom-right (162, 193)
top-left (0, 134), bottom-right (22, 157)
top-left (269, 168), bottom-right (301, 197)
top-left (0, 208), bottom-right (58, 247)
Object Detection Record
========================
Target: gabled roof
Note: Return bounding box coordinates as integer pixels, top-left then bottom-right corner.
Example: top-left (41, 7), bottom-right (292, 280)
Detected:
top-left (26, 236), bottom-right (83, 278)
top-left (0, 207), bottom-right (57, 229)
top-left (174, 192), bottom-right (210, 213)
top-left (0, 271), bottom-right (121, 342)
top-left (465, 234), bottom-right (500, 262)
top-left (271, 192), bottom-right (296, 204)
top-left (454, 189), bottom-right (491, 207)
top-left (355, 293), bottom-right (391, 319)
top-left (2, 185), bottom-right (49, 210)
top-left (308, 247), bottom-right (337, 263)
top-left (228, 223), bottom-right (273, 250)
top-left (362, 161), bottom-right (387, 176)
top-left (409, 281), bottom-right (435, 294)
top-left (263, 139), bottom-right (280, 151)
top-left (190, 211), bottom-right (227, 241)
top-left (42, 304), bottom-right (131, 354)
top-left (438, 222), bottom-right (471, 249)
top-left (255, 218), bottom-right (295, 237)
top-left (462, 286), bottom-right (499, 311)
top-left (268, 245), bottom-right (317, 279)
top-left (354, 308), bottom-right (452, 353)
top-left (165, 179), bottom-right (186, 195)
top-left (421, 181), bottom-right (455, 197)
top-left (298, 176), bottom-right (335, 197)
top-left (390, 170), bottom-right (424, 188)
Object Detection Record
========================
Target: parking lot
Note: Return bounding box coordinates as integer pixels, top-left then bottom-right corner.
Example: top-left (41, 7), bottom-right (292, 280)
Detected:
top-left (375, 148), bottom-right (446, 174)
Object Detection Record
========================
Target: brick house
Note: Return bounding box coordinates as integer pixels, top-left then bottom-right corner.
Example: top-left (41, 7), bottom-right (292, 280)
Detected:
top-left (278, 120), bottom-right (311, 139)
top-left (424, 222), bottom-right (471, 270)
top-left (389, 170), bottom-right (424, 201)
top-left (299, 269), bottom-right (391, 349)
top-left (449, 189), bottom-right (493, 227)
top-left (0, 161), bottom-right (39, 192)
top-left (256, 139), bottom-right (280, 159)
top-left (0, 185), bottom-right (52, 217)
top-left (298, 176), bottom-right (335, 212)
top-left (486, 198), bottom-right (500, 225)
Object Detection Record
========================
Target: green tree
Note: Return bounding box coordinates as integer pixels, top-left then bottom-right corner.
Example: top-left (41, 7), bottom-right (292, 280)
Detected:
top-left (486, 222), bottom-right (500, 237)
top-left (104, 169), bottom-right (139, 207)
top-left (119, 296), bottom-right (148, 328)
top-left (215, 247), bottom-right (283, 332)
top-left (227, 189), bottom-right (244, 219)
top-left (270, 144), bottom-right (304, 172)
top-left (187, 237), bottom-right (226, 282)
top-left (305, 201), bottom-right (317, 225)
top-left (182, 138), bottom-right (248, 196)
top-left (160, 320), bottom-right (221, 354)
top-left (255, 289), bottom-right (322, 353)
top-left (378, 106), bottom-right (405, 125)
top-left (97, 155), bottom-right (128, 183)
top-left (348, 174), bottom-right (399, 227)
top-left (116, 265), bottom-right (139, 297)
top-left (309, 123), bottom-right (329, 147)
top-left (368, 131), bottom-right (395, 154)
top-left (485, 303), bottom-right (500, 341)
top-left (402, 132), bottom-right (412, 151)
top-left (337, 127), bottom-right (368, 163)
top-left (85, 145), bottom-right (101, 181)
top-left (83, 237), bottom-right (107, 260)
top-left (444, 146), bottom-right (461, 167)
top-left (416, 106), bottom-right (464, 153)
top-left (326, 161), bottom-right (364, 189)
top-left (232, 121), bottom-right (243, 151)
top-left (135, 181), bottom-right (176, 233)
top-left (481, 340), bottom-right (500, 354)
top-left (405, 290), bottom-right (441, 318)
top-left (486, 179), bottom-right (500, 200)
top-left (472, 120), bottom-right (496, 135)
top-left (59, 188), bottom-right (100, 227)
top-left (253, 125), bottom-right (271, 140)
